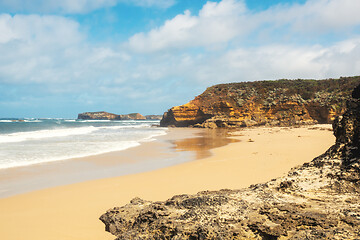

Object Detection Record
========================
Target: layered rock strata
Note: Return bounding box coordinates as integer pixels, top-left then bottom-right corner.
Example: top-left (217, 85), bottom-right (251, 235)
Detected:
top-left (100, 87), bottom-right (360, 239)
top-left (77, 111), bottom-right (146, 120)
top-left (160, 77), bottom-right (360, 128)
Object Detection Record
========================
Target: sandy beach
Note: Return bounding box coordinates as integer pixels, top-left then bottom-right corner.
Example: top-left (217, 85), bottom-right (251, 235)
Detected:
top-left (0, 125), bottom-right (334, 240)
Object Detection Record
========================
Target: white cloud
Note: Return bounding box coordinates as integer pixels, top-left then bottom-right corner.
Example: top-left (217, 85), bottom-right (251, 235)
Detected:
top-left (0, 0), bottom-right (175, 14)
top-left (127, 0), bottom-right (360, 53)
top-left (257, 0), bottom-right (360, 34)
top-left (0, 14), bottom-right (119, 84)
top-left (0, 14), bottom-right (16, 43)
top-left (0, 14), bottom-right (83, 45)
top-left (188, 37), bottom-right (360, 84)
top-left (296, 0), bottom-right (360, 31)
top-left (127, 0), bottom-right (248, 52)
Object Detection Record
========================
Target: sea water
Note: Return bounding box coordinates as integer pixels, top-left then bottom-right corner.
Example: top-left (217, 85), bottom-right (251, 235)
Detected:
top-left (0, 118), bottom-right (166, 169)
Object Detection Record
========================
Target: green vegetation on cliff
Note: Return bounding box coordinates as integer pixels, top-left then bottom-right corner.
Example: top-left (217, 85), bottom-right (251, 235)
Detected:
top-left (208, 76), bottom-right (359, 100)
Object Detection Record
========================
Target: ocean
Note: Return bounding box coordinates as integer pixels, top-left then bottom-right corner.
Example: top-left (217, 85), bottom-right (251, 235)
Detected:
top-left (0, 118), bottom-right (166, 169)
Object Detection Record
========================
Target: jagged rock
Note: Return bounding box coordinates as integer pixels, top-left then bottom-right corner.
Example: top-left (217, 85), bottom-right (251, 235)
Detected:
top-left (100, 86), bottom-right (360, 239)
top-left (329, 99), bottom-right (360, 161)
top-left (77, 111), bottom-right (146, 120)
top-left (352, 84), bottom-right (360, 99)
top-left (160, 77), bottom-right (360, 128)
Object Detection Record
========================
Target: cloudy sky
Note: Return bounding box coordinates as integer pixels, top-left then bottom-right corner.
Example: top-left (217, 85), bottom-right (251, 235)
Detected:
top-left (1, 0), bottom-right (360, 118)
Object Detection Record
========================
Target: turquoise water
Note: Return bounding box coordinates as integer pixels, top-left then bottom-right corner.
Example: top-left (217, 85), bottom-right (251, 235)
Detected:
top-left (0, 118), bottom-right (166, 169)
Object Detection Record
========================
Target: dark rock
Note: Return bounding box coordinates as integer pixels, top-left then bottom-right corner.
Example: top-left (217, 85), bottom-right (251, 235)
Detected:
top-left (330, 99), bottom-right (360, 162)
top-left (352, 84), bottom-right (360, 99)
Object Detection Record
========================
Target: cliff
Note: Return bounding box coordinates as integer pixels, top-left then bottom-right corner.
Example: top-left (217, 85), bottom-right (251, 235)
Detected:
top-left (100, 86), bottom-right (360, 239)
top-left (77, 111), bottom-right (146, 120)
top-left (160, 76), bottom-right (360, 128)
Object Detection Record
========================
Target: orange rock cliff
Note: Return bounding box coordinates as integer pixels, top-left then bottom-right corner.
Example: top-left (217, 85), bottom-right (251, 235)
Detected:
top-left (160, 76), bottom-right (360, 128)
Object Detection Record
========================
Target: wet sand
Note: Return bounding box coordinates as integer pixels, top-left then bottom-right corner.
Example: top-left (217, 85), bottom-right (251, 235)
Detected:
top-left (0, 128), bottom-right (236, 198)
top-left (0, 125), bottom-right (334, 240)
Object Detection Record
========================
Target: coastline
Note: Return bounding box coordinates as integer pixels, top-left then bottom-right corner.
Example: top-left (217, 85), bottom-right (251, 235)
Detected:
top-left (0, 125), bottom-right (334, 240)
top-left (0, 127), bottom-right (236, 198)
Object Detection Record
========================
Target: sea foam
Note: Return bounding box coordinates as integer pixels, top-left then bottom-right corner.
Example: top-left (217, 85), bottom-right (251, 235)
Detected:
top-left (0, 119), bottom-right (166, 169)
top-left (0, 126), bottom-right (97, 143)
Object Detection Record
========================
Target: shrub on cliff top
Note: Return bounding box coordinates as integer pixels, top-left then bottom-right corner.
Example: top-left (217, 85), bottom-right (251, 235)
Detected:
top-left (205, 76), bottom-right (360, 101)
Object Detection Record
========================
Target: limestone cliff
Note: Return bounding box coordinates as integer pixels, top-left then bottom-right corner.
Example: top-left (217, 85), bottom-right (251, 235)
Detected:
top-left (77, 111), bottom-right (146, 120)
top-left (161, 76), bottom-right (360, 128)
top-left (100, 86), bottom-right (360, 239)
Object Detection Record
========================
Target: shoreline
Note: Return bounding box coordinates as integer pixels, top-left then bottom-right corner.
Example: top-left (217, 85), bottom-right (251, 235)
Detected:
top-left (0, 127), bottom-right (235, 198)
top-left (0, 125), bottom-right (335, 240)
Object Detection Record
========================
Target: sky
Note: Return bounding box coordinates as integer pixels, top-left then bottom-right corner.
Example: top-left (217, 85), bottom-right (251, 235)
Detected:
top-left (0, 0), bottom-right (360, 118)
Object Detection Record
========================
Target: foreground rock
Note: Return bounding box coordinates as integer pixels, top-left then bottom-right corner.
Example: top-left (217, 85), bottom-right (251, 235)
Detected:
top-left (77, 111), bottom-right (146, 120)
top-left (160, 77), bottom-right (360, 128)
top-left (100, 89), bottom-right (360, 239)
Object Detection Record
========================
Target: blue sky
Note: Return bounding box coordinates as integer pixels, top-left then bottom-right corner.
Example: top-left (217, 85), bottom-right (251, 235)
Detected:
top-left (0, 0), bottom-right (359, 118)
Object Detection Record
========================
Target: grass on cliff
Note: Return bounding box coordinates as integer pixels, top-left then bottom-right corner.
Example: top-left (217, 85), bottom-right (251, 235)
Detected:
top-left (204, 76), bottom-right (360, 100)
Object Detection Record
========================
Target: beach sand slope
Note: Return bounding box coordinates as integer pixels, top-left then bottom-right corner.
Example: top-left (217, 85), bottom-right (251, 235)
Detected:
top-left (0, 126), bottom-right (334, 240)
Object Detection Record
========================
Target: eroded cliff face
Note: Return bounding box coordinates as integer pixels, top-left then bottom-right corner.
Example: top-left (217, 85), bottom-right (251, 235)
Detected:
top-left (100, 86), bottom-right (360, 240)
top-left (161, 77), bottom-right (360, 128)
top-left (77, 111), bottom-right (146, 120)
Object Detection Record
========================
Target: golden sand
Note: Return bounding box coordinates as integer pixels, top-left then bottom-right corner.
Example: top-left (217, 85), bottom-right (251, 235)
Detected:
top-left (0, 125), bottom-right (334, 240)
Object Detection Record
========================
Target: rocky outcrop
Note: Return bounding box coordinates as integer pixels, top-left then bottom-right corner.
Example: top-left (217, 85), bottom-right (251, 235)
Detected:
top-left (145, 115), bottom-right (163, 120)
top-left (119, 113), bottom-right (146, 120)
top-left (77, 111), bottom-right (146, 120)
top-left (100, 86), bottom-right (360, 239)
top-left (161, 77), bottom-right (360, 128)
top-left (78, 111), bottom-right (118, 120)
